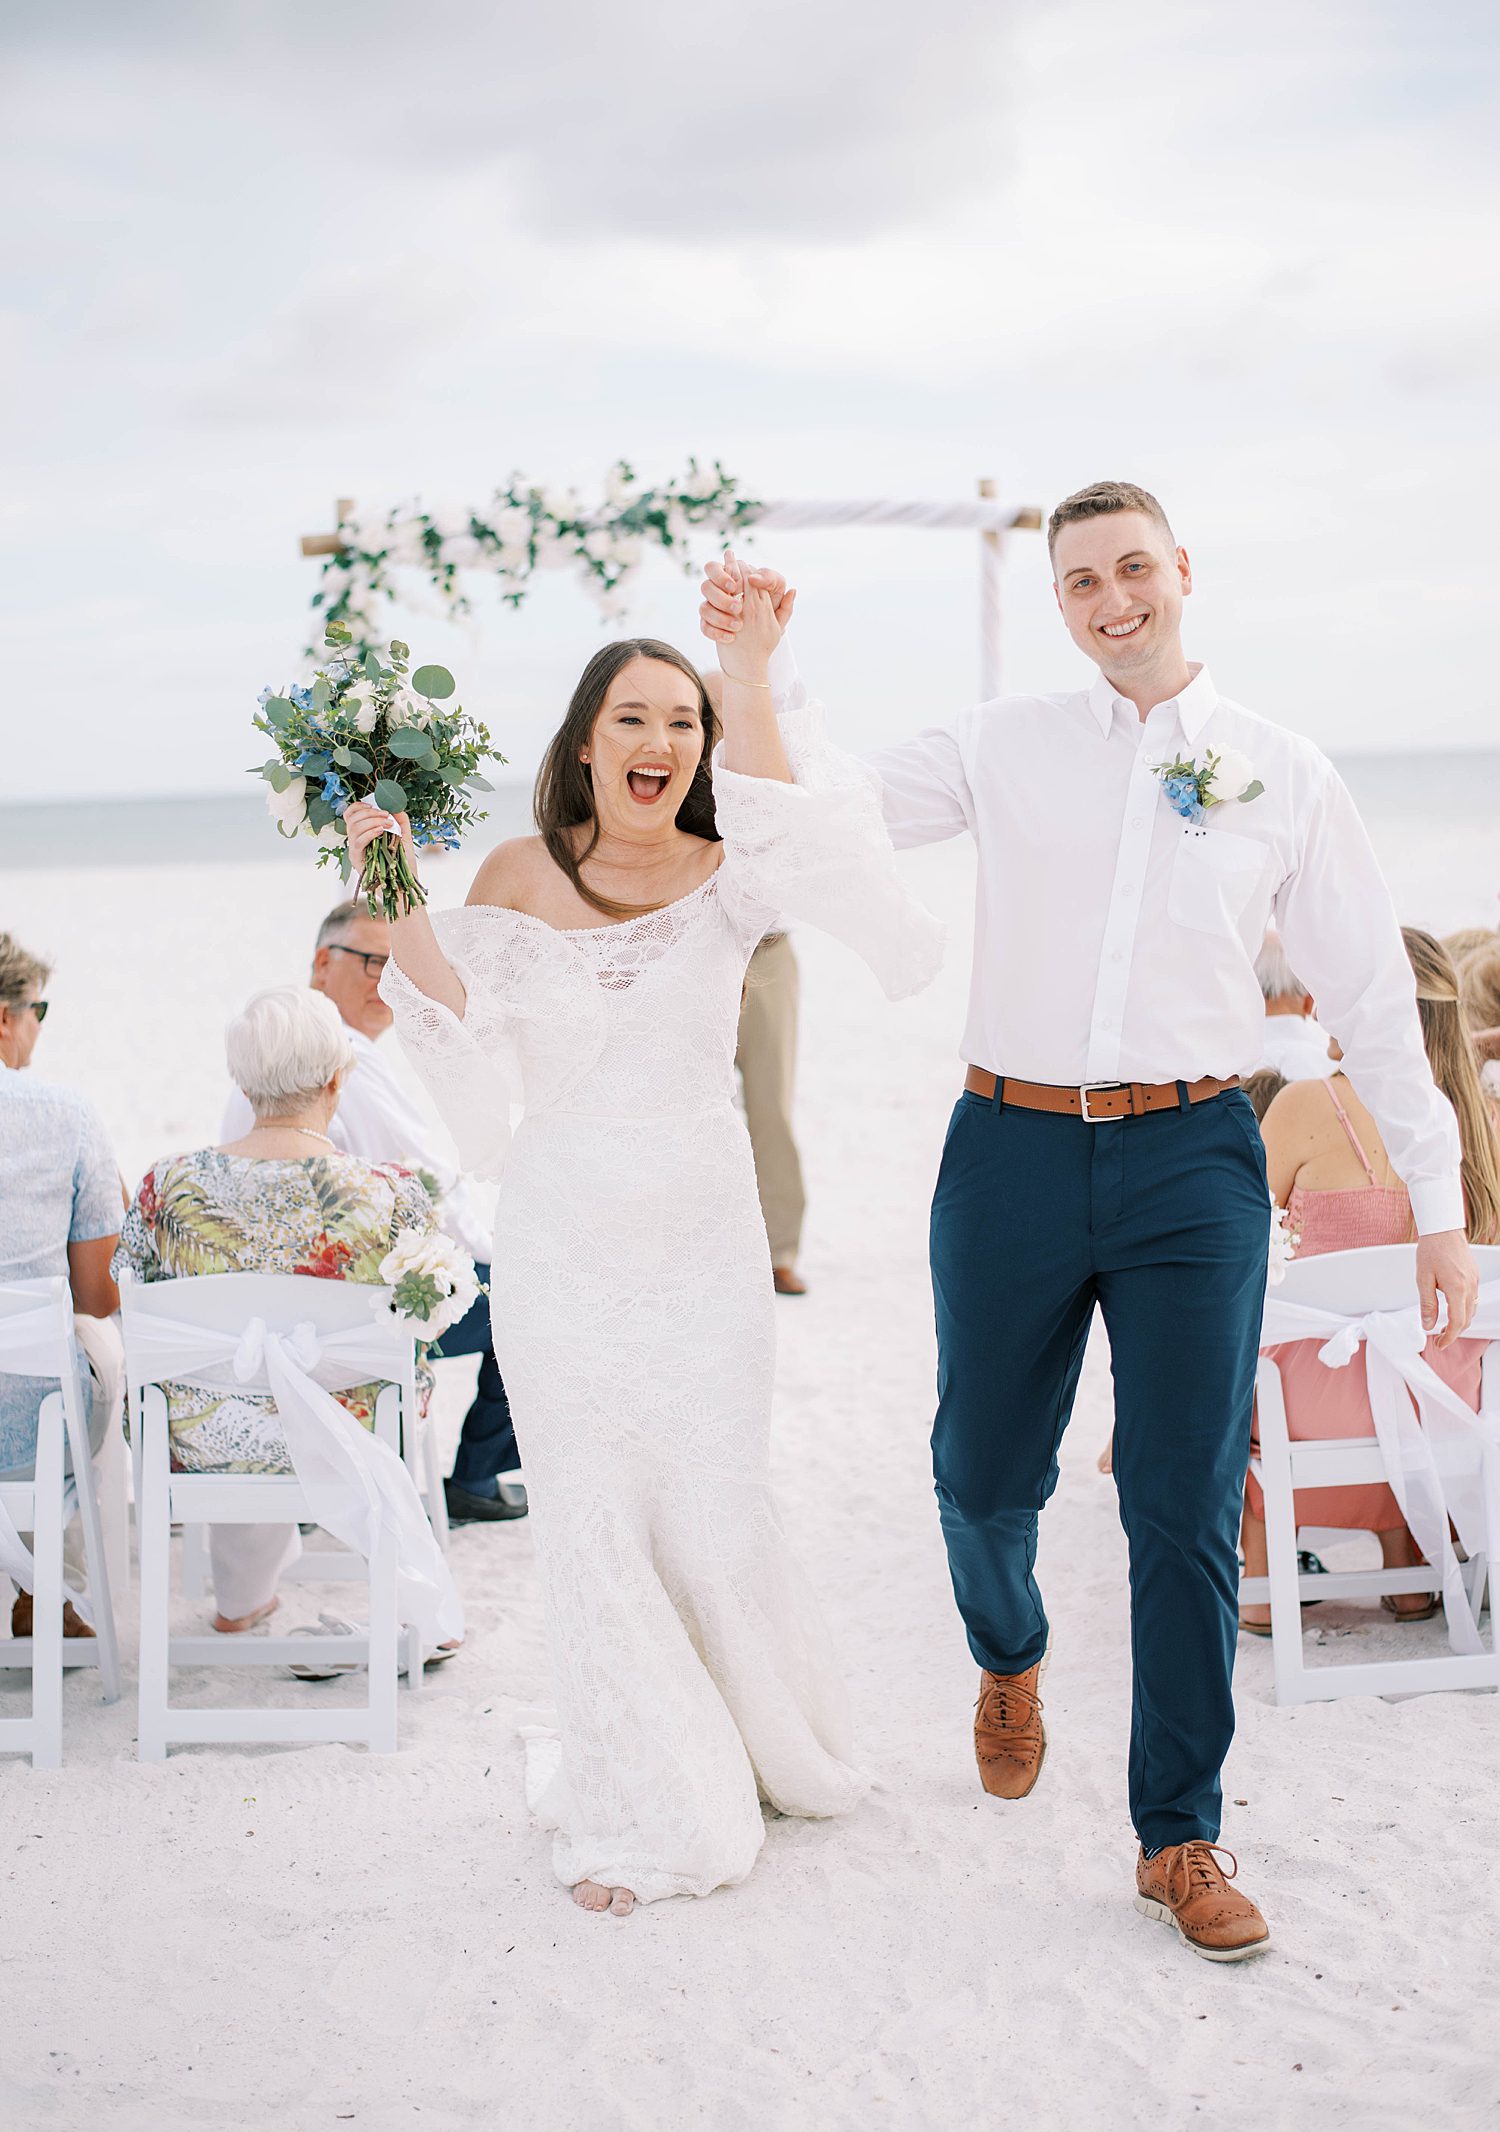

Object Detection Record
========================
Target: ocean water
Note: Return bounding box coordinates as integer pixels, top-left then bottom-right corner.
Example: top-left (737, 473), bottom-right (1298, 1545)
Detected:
top-left (1, 752), bottom-right (1493, 871)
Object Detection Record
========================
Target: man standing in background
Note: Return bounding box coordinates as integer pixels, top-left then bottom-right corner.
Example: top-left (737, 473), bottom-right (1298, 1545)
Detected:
top-left (737, 933), bottom-right (808, 1295)
top-left (221, 901), bottom-right (526, 1524)
top-left (1253, 933), bottom-right (1335, 1080)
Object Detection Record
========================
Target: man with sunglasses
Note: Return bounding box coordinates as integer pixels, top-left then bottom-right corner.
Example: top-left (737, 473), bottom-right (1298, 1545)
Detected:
top-left (221, 902), bottom-right (526, 1524)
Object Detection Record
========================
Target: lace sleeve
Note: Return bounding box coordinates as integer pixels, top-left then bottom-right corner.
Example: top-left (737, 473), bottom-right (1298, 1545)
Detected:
top-left (711, 675), bottom-right (945, 1001)
top-left (378, 910), bottom-right (523, 1182)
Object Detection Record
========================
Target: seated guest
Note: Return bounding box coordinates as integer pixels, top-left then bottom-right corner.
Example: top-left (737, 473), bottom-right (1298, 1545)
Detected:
top-left (1252, 933), bottom-right (1334, 1080)
top-left (1441, 925), bottom-right (1496, 967)
top-left (0, 930), bottom-right (122, 1640)
top-left (1241, 1067), bottom-right (1287, 1124)
top-left (118, 986), bottom-right (441, 1634)
top-left (1458, 942), bottom-right (1500, 1041)
top-left (221, 901), bottom-right (524, 1526)
top-left (1241, 928), bottom-right (1499, 1631)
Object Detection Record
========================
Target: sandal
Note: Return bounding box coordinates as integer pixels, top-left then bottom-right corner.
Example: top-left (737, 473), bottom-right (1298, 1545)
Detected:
top-left (1381, 1593), bottom-right (1441, 1623)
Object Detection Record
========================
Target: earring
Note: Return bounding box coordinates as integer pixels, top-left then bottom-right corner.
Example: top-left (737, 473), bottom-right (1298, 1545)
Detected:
top-left (580, 752), bottom-right (591, 764)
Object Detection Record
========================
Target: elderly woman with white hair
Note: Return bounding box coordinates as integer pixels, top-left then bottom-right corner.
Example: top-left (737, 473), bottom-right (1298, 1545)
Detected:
top-left (113, 986), bottom-right (438, 1634)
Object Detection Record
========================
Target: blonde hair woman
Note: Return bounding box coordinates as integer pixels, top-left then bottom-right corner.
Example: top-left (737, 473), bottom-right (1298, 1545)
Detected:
top-left (1241, 929), bottom-right (1499, 1630)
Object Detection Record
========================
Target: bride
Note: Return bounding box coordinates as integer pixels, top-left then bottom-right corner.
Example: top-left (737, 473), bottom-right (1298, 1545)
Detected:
top-left (343, 564), bottom-right (941, 1913)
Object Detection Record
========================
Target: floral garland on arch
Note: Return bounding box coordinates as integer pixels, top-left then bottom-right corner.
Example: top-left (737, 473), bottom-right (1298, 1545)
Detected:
top-left (309, 460), bottom-right (762, 653)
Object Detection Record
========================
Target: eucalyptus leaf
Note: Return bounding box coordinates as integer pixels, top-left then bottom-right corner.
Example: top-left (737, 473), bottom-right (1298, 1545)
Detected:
top-left (311, 676), bottom-right (333, 711)
top-left (465, 774), bottom-right (493, 792)
top-left (268, 763), bottom-right (293, 793)
top-left (264, 697), bottom-right (294, 727)
top-left (1237, 781), bottom-right (1265, 804)
top-left (372, 777), bottom-right (408, 811)
top-left (344, 749), bottom-right (372, 774)
top-left (388, 727), bottom-right (437, 760)
top-left (390, 639), bottom-right (409, 659)
top-left (306, 795), bottom-right (334, 832)
top-left (301, 751), bottom-right (332, 775)
top-left (332, 745), bottom-right (352, 767)
top-left (411, 663), bottom-right (456, 700)
top-left (364, 649), bottom-right (384, 681)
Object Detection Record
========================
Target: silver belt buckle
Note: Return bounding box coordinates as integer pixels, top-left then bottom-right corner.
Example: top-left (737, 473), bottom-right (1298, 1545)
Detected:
top-left (1078, 1081), bottom-right (1126, 1122)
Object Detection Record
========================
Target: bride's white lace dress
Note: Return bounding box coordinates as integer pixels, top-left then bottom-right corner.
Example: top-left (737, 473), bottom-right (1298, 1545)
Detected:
top-left (381, 680), bottom-right (942, 1902)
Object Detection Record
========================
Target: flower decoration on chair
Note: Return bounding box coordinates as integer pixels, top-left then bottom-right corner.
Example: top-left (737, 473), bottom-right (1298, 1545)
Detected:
top-left (308, 460), bottom-right (763, 655)
top-left (1151, 747), bottom-right (1264, 825)
top-left (252, 622), bottom-right (504, 921)
top-left (379, 1230), bottom-right (483, 1344)
top-left (1268, 1198), bottom-right (1300, 1286)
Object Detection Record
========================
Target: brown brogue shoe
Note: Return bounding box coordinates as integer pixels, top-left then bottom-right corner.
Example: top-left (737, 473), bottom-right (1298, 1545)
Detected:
top-left (974, 1660), bottom-right (1046, 1799)
top-left (11, 1592), bottom-right (95, 1640)
top-left (1134, 1843), bottom-right (1271, 1962)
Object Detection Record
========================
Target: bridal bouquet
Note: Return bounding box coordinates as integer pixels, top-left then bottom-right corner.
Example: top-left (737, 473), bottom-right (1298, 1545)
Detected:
top-left (380, 1229), bottom-right (483, 1343)
top-left (252, 620), bottom-right (502, 919)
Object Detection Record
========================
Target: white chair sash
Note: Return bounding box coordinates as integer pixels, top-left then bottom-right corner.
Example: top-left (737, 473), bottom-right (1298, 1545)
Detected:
top-left (1261, 1288), bottom-right (1500, 1656)
top-left (128, 1311), bottom-right (463, 1647)
top-left (0, 1298), bottom-right (76, 1591)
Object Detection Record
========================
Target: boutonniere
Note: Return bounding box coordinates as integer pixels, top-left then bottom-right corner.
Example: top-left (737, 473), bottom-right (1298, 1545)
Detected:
top-left (1151, 747), bottom-right (1264, 824)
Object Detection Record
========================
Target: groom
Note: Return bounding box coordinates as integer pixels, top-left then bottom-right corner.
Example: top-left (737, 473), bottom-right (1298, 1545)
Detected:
top-left (701, 482), bottom-right (1477, 1961)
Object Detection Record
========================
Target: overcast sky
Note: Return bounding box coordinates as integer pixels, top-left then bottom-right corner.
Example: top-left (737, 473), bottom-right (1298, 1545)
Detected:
top-left (5, 0), bottom-right (1498, 802)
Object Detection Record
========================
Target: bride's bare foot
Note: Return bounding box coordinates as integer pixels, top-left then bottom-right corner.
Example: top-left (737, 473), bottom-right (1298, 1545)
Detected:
top-left (572, 1880), bottom-right (636, 1917)
top-left (212, 1597), bottom-right (279, 1634)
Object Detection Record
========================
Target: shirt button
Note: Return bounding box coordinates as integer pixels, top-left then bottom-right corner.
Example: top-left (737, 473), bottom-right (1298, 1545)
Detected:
top-left (1120, 883), bottom-right (1135, 897)
top-left (1131, 817), bottom-right (1145, 829)
top-left (1111, 951), bottom-right (1123, 963)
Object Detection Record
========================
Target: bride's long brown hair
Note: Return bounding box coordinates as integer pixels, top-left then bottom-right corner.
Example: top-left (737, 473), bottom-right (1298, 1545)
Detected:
top-left (532, 639), bottom-right (720, 921)
top-left (1403, 926), bottom-right (1500, 1244)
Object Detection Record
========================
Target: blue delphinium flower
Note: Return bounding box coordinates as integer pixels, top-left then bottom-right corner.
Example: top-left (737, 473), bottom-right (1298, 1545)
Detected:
top-left (290, 684), bottom-right (315, 711)
top-left (320, 771), bottom-right (349, 810)
top-left (1162, 773), bottom-right (1202, 821)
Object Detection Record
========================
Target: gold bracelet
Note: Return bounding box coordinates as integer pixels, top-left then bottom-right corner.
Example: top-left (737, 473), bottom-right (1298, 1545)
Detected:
top-left (721, 675), bottom-right (773, 690)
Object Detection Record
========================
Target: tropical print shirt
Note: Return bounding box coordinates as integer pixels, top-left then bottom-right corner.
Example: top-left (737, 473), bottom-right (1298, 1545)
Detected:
top-left (112, 1150), bottom-right (436, 1473)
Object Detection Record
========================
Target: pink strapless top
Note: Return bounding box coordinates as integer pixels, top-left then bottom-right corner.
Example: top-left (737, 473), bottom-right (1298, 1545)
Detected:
top-left (1284, 1183), bottom-right (1413, 1258)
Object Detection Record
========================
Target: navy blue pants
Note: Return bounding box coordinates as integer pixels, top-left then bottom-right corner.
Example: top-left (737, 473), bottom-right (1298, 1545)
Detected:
top-left (930, 1087), bottom-right (1269, 1850)
top-left (431, 1267), bottom-right (521, 1486)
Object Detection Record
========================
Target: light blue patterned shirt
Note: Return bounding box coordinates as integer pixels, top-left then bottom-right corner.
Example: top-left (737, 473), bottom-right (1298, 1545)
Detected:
top-left (0, 1065), bottom-right (120, 1469)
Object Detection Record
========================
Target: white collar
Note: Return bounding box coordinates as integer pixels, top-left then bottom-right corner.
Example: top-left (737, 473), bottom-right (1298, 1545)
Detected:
top-left (1086, 662), bottom-right (1218, 744)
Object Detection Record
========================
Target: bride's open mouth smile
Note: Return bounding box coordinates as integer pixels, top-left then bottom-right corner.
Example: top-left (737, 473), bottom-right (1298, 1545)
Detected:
top-left (626, 764), bottom-right (674, 804)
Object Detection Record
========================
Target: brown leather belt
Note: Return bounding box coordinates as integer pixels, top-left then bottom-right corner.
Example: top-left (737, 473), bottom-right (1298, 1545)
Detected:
top-left (964, 1067), bottom-right (1240, 1121)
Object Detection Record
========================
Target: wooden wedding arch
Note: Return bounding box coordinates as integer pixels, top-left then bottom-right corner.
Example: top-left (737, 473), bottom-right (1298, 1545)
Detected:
top-left (301, 478), bottom-right (1041, 698)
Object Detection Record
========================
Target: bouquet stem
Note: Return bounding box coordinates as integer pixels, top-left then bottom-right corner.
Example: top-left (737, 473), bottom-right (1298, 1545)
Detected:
top-left (360, 835), bottom-right (429, 922)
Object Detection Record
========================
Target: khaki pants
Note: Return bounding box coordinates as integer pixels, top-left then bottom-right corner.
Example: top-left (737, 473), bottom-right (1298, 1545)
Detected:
top-left (736, 934), bottom-right (806, 1268)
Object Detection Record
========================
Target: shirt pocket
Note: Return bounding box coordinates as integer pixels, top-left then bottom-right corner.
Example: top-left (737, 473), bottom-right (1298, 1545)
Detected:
top-left (1167, 827), bottom-right (1269, 936)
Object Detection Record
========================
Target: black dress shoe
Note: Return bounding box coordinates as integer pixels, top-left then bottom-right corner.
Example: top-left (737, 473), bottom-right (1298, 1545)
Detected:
top-left (444, 1477), bottom-right (529, 1525)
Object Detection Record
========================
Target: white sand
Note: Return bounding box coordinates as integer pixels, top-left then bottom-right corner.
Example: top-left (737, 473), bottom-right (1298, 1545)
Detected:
top-left (2, 825), bottom-right (1497, 2132)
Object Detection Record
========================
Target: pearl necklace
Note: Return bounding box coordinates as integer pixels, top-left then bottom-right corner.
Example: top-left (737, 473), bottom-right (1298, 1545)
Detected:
top-left (247, 1124), bottom-right (338, 1150)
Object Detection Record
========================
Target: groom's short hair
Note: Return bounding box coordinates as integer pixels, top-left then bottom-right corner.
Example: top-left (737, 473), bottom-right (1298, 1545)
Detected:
top-left (1047, 481), bottom-right (1174, 559)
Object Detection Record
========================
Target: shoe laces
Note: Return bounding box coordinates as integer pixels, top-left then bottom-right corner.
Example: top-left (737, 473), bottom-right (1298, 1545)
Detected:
top-left (976, 1673), bottom-right (1041, 1732)
top-left (1168, 1842), bottom-right (1238, 1903)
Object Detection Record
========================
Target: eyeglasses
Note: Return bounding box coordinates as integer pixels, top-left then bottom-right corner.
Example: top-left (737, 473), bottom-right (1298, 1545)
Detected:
top-left (27, 1000), bottom-right (49, 1023)
top-left (327, 946), bottom-right (390, 978)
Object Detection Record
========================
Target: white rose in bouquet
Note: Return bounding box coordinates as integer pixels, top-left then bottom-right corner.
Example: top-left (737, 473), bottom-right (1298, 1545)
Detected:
top-left (265, 774), bottom-right (308, 837)
top-left (342, 683), bottom-right (381, 734)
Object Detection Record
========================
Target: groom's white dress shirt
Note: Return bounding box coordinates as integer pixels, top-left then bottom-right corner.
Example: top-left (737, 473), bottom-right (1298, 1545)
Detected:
top-left (852, 662), bottom-right (1462, 1236)
top-left (220, 1026), bottom-right (493, 1261)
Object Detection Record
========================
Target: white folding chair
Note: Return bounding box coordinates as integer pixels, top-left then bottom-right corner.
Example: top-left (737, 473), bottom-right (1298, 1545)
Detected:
top-left (0, 1278), bottom-right (123, 1766)
top-left (1245, 1244), bottom-right (1499, 1704)
top-left (175, 1338), bottom-right (449, 1604)
top-left (122, 1272), bottom-right (426, 1759)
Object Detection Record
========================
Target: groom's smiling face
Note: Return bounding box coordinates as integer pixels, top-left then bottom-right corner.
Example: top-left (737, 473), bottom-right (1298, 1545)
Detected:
top-left (1051, 509), bottom-right (1192, 679)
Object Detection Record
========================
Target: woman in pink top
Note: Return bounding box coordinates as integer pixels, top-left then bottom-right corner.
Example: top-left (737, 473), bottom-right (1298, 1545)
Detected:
top-left (1240, 929), bottom-right (1500, 1631)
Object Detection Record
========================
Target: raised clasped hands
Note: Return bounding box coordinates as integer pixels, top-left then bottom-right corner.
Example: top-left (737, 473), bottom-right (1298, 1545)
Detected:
top-left (699, 549), bottom-right (795, 678)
